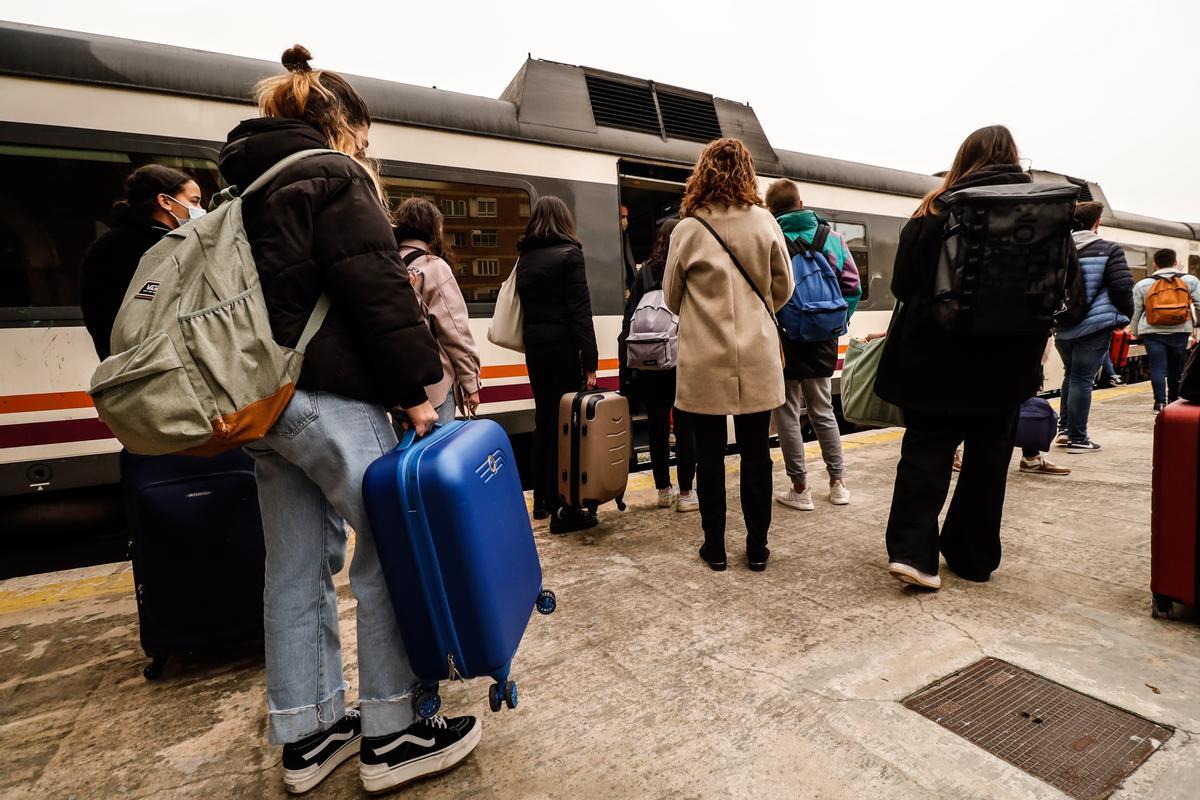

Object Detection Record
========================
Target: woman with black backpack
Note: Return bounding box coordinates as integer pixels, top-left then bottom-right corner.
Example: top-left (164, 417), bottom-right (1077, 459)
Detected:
top-left (876, 125), bottom-right (1062, 590)
top-left (621, 218), bottom-right (698, 512)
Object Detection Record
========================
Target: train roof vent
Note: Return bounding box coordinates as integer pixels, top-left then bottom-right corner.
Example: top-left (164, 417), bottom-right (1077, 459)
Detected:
top-left (584, 74), bottom-right (661, 136)
top-left (657, 89), bottom-right (722, 143)
top-left (1067, 176), bottom-right (1095, 202)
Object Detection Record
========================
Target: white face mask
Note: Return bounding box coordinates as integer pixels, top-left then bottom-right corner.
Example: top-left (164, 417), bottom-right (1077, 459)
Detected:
top-left (162, 194), bottom-right (206, 225)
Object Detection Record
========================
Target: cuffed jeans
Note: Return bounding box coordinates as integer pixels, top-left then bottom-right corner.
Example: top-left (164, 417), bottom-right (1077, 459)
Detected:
top-left (772, 378), bottom-right (844, 487)
top-left (1056, 329), bottom-right (1111, 442)
top-left (246, 389), bottom-right (417, 745)
top-left (1143, 332), bottom-right (1190, 405)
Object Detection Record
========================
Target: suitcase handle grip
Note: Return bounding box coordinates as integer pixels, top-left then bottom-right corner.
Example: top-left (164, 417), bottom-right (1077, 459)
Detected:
top-left (396, 422), bottom-right (446, 451)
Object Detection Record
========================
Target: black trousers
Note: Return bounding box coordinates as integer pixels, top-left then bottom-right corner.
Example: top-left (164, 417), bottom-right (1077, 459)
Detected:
top-left (886, 406), bottom-right (1019, 580)
top-left (691, 411), bottom-right (772, 557)
top-left (639, 372), bottom-right (697, 491)
top-left (526, 342), bottom-right (581, 510)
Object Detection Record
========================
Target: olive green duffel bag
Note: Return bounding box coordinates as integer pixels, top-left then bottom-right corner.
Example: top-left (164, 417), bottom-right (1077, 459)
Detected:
top-left (88, 149), bottom-right (338, 455)
top-left (840, 336), bottom-right (904, 429)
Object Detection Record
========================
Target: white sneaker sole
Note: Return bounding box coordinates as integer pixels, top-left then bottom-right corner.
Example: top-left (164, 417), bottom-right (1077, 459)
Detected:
top-left (888, 563), bottom-right (941, 590)
top-left (829, 494), bottom-right (850, 506)
top-left (675, 502), bottom-right (699, 513)
top-left (775, 495), bottom-right (814, 511)
top-left (284, 736), bottom-right (361, 794)
top-left (360, 722), bottom-right (482, 794)
top-left (658, 496), bottom-right (678, 508)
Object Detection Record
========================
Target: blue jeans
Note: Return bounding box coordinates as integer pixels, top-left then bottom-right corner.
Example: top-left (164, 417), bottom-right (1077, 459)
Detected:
top-left (1056, 329), bottom-right (1111, 442)
top-left (246, 389), bottom-right (417, 745)
top-left (1143, 333), bottom-right (1190, 405)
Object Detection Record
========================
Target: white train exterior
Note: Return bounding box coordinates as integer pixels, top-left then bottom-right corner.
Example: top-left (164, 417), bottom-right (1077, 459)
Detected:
top-left (2, 21), bottom-right (1198, 511)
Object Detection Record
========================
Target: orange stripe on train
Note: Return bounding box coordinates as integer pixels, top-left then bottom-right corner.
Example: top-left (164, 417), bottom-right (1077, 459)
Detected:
top-left (0, 391), bottom-right (94, 414)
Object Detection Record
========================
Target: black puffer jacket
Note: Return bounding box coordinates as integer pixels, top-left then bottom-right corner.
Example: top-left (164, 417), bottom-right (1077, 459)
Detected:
top-left (876, 165), bottom-right (1067, 414)
top-left (514, 234), bottom-right (599, 371)
top-left (219, 118), bottom-right (442, 409)
top-left (80, 219), bottom-right (171, 359)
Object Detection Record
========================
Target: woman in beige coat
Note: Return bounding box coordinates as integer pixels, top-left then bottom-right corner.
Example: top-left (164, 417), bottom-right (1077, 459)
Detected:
top-left (663, 138), bottom-right (793, 572)
top-left (393, 198), bottom-right (482, 425)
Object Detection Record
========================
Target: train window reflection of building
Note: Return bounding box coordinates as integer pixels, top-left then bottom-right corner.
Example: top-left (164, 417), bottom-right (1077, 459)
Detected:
top-left (833, 220), bottom-right (870, 302)
top-left (1188, 254), bottom-right (1200, 277)
top-left (471, 230), bottom-right (498, 248)
top-left (0, 143), bottom-right (219, 314)
top-left (472, 198), bottom-right (498, 218)
top-left (1123, 246), bottom-right (1149, 282)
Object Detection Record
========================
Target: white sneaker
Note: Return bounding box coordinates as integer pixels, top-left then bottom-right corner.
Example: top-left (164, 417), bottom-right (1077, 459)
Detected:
top-left (658, 486), bottom-right (679, 508)
top-left (676, 491), bottom-right (699, 513)
top-left (829, 479), bottom-right (850, 506)
top-left (775, 487), bottom-right (814, 511)
top-left (888, 562), bottom-right (941, 590)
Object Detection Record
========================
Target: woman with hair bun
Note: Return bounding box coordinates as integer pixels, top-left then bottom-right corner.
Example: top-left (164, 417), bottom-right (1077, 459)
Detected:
top-left (222, 45), bottom-right (477, 794)
top-left (79, 164), bottom-right (203, 359)
top-left (663, 137), bottom-right (793, 573)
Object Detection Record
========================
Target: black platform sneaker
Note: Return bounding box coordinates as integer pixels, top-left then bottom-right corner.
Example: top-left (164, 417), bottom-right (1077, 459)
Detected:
top-left (359, 715), bottom-right (481, 794)
top-left (282, 709), bottom-right (362, 794)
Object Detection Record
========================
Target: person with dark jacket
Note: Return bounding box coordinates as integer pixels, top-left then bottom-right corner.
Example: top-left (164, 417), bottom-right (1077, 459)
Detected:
top-left (1054, 200), bottom-right (1134, 452)
top-left (876, 125), bottom-right (1070, 591)
top-left (79, 165), bottom-right (203, 359)
top-left (619, 218), bottom-right (698, 512)
top-left (515, 195), bottom-right (599, 531)
top-left (226, 46), bottom-right (476, 796)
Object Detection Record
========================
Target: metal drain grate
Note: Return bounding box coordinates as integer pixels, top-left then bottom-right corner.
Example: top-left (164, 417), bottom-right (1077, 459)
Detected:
top-left (903, 658), bottom-right (1172, 800)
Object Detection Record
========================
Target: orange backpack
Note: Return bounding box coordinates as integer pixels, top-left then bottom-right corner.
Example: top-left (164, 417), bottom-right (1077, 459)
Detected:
top-left (1145, 275), bottom-right (1192, 327)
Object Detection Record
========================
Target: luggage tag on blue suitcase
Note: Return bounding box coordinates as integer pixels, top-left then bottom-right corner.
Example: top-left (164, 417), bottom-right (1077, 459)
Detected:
top-left (362, 419), bottom-right (556, 718)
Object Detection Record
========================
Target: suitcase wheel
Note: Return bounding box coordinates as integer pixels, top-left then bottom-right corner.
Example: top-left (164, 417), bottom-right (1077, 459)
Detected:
top-left (1151, 594), bottom-right (1175, 620)
top-left (488, 682), bottom-right (503, 713)
top-left (143, 654), bottom-right (168, 681)
top-left (413, 688), bottom-right (442, 719)
top-left (504, 680), bottom-right (518, 710)
top-left (536, 589), bottom-right (557, 615)
top-left (489, 680), bottom-right (518, 712)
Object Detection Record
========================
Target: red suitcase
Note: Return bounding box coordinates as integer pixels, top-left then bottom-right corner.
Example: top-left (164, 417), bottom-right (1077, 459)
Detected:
top-left (1151, 401), bottom-right (1200, 618)
top-left (1110, 329), bottom-right (1131, 369)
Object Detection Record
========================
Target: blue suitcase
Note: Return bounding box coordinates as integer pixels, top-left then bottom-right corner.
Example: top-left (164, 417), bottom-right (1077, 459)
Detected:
top-left (362, 419), bottom-right (555, 718)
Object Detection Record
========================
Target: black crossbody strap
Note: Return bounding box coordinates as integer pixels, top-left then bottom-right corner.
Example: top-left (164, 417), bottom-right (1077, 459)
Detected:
top-left (401, 248), bottom-right (429, 267)
top-left (693, 216), bottom-right (778, 324)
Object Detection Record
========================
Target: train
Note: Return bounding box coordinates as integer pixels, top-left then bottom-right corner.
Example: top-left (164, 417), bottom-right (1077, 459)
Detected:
top-left (3, 20), bottom-right (1199, 529)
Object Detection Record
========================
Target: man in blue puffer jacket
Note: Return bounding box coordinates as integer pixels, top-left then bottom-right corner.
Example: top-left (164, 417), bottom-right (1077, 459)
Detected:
top-left (1054, 201), bottom-right (1134, 453)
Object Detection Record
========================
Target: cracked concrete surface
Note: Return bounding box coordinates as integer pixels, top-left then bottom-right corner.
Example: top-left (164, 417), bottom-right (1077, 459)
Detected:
top-left (1, 386), bottom-right (1198, 799)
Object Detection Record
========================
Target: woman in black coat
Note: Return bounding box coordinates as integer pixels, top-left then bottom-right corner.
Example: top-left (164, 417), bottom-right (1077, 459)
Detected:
top-left (515, 196), bottom-right (599, 529)
top-left (79, 165), bottom-right (204, 359)
top-left (876, 125), bottom-right (1057, 590)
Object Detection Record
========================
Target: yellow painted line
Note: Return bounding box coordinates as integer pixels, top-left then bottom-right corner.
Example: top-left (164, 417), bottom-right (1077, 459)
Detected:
top-left (0, 384), bottom-right (1153, 616)
top-left (0, 570), bottom-right (133, 615)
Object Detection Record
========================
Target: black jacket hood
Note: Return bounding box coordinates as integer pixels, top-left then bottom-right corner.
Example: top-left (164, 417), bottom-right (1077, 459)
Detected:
top-left (518, 233), bottom-right (580, 254)
top-left (219, 117), bottom-right (329, 190)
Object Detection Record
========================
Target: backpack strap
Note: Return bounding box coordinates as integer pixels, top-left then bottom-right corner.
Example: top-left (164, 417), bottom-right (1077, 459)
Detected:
top-left (693, 217), bottom-right (780, 328)
top-left (295, 293), bottom-right (330, 356)
top-left (401, 248), bottom-right (429, 267)
top-left (811, 222), bottom-right (832, 254)
top-left (240, 148), bottom-right (343, 197)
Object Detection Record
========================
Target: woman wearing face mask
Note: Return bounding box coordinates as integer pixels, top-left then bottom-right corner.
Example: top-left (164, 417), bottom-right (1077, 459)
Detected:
top-left (79, 164), bottom-right (204, 359)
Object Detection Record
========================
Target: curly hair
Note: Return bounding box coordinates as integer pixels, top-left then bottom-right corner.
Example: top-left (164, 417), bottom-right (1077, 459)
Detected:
top-left (679, 138), bottom-right (762, 217)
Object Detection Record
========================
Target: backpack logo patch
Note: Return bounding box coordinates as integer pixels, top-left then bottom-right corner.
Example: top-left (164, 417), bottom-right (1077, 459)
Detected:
top-left (134, 281), bottom-right (160, 300)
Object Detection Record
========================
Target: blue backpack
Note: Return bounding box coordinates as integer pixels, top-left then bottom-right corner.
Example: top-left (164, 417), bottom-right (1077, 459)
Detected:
top-left (777, 224), bottom-right (849, 343)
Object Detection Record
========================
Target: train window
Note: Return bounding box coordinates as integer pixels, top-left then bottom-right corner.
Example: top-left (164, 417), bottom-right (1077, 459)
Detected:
top-left (1188, 254), bottom-right (1200, 277)
top-left (385, 176), bottom-right (531, 304)
top-left (831, 221), bottom-right (870, 302)
top-left (0, 143), bottom-right (220, 315)
top-left (1123, 246), bottom-right (1149, 282)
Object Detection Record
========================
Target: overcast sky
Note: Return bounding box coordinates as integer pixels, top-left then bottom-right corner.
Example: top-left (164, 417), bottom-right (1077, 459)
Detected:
top-left (6, 0), bottom-right (1197, 221)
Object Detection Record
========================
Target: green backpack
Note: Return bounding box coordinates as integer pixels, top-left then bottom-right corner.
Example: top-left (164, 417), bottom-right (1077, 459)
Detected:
top-left (88, 149), bottom-right (338, 455)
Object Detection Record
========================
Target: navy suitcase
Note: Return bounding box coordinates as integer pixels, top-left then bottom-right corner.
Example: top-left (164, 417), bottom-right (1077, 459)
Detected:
top-left (1015, 397), bottom-right (1058, 453)
top-left (120, 449), bottom-right (265, 680)
top-left (362, 419), bottom-right (555, 718)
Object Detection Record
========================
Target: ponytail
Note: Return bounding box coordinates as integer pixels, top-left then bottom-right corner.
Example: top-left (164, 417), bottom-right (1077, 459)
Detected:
top-left (254, 45), bottom-right (386, 205)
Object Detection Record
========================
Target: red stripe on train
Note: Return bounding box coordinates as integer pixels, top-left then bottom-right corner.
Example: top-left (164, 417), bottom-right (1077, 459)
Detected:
top-left (478, 376), bottom-right (618, 404)
top-left (0, 418), bottom-right (114, 448)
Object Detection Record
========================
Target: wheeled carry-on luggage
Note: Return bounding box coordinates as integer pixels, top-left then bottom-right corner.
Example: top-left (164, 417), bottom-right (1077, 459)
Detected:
top-left (1150, 401), bottom-right (1200, 619)
top-left (558, 390), bottom-right (631, 511)
top-left (120, 448), bottom-right (265, 679)
top-left (1110, 329), bottom-right (1132, 369)
top-left (1015, 397), bottom-right (1058, 453)
top-left (362, 420), bottom-right (556, 718)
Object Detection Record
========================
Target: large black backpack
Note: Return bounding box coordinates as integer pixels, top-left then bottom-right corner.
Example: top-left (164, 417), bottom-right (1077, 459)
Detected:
top-left (933, 183), bottom-right (1079, 336)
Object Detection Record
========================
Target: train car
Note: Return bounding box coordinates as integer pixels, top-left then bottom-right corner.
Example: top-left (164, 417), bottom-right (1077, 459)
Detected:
top-left (3, 21), bottom-right (1199, 535)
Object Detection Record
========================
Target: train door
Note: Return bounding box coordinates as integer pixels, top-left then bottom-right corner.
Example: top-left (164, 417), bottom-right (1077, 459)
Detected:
top-left (617, 161), bottom-right (690, 269)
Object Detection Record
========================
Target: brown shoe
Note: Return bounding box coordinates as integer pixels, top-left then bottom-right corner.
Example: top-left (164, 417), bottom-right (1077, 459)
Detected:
top-left (1020, 455), bottom-right (1071, 476)
top-left (952, 448), bottom-right (963, 472)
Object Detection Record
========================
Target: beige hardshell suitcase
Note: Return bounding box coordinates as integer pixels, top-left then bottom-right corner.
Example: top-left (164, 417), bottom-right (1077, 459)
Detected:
top-left (557, 390), bottom-right (630, 511)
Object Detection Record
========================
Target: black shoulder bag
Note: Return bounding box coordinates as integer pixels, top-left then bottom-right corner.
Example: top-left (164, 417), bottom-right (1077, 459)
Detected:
top-left (693, 216), bottom-right (787, 368)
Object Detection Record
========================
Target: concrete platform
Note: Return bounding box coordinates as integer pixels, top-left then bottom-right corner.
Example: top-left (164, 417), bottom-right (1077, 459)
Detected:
top-left (2, 385), bottom-right (1198, 800)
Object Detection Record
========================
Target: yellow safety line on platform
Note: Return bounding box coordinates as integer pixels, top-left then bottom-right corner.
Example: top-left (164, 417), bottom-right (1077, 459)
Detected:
top-left (0, 385), bottom-right (1151, 616)
top-left (0, 570), bottom-right (133, 615)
